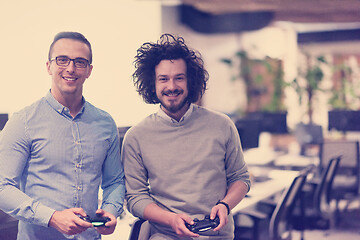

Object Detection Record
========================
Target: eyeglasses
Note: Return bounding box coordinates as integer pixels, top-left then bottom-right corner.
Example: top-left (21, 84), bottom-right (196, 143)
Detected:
top-left (51, 56), bottom-right (90, 68)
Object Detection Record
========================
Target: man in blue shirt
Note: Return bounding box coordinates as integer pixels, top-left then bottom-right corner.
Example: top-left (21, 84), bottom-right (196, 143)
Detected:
top-left (0, 32), bottom-right (125, 239)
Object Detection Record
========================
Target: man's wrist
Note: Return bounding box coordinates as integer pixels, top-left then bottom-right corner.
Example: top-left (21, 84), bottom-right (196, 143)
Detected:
top-left (216, 200), bottom-right (230, 215)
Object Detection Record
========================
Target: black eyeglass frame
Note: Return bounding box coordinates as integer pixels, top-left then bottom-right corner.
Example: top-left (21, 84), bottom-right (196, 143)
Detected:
top-left (50, 56), bottom-right (90, 68)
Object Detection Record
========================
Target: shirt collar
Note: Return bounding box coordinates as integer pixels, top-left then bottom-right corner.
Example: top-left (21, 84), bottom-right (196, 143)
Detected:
top-left (157, 103), bottom-right (195, 124)
top-left (45, 90), bottom-right (85, 118)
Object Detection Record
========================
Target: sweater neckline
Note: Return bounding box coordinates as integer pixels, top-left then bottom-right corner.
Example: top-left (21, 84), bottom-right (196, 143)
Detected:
top-left (157, 104), bottom-right (195, 126)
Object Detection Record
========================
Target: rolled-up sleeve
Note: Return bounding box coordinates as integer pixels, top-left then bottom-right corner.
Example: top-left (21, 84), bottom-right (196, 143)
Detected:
top-left (225, 120), bottom-right (251, 192)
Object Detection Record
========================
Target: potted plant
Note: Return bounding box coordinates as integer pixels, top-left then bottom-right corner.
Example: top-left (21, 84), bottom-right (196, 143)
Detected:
top-left (221, 50), bottom-right (286, 115)
top-left (290, 53), bottom-right (330, 155)
top-left (221, 50), bottom-right (288, 150)
top-left (289, 54), bottom-right (328, 124)
top-left (328, 55), bottom-right (360, 132)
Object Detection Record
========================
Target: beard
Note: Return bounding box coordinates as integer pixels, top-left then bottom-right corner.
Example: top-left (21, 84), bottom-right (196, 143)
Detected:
top-left (160, 89), bottom-right (189, 114)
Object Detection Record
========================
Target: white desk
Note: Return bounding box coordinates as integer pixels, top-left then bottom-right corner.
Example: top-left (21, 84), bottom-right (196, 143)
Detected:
top-left (243, 147), bottom-right (283, 166)
top-left (232, 169), bottom-right (299, 212)
top-left (274, 153), bottom-right (319, 169)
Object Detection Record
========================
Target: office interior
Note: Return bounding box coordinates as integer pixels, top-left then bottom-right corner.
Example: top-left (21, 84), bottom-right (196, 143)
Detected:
top-left (1, 0), bottom-right (360, 239)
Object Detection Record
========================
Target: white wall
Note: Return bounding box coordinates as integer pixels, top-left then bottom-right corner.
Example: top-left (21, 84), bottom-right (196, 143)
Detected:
top-left (0, 0), bottom-right (161, 127)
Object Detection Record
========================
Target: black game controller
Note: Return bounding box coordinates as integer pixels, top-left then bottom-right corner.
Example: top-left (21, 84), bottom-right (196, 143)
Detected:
top-left (78, 214), bottom-right (111, 227)
top-left (186, 215), bottom-right (220, 233)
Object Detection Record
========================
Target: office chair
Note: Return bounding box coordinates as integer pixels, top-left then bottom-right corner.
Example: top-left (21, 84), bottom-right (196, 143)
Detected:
top-left (319, 140), bottom-right (359, 217)
top-left (291, 156), bottom-right (341, 230)
top-left (118, 126), bottom-right (131, 151)
top-left (0, 113), bottom-right (8, 130)
top-left (128, 218), bottom-right (150, 240)
top-left (0, 210), bottom-right (18, 240)
top-left (294, 123), bottom-right (323, 156)
top-left (234, 170), bottom-right (309, 240)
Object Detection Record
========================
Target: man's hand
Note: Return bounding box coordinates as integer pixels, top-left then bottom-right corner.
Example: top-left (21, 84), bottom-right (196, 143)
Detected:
top-left (93, 209), bottom-right (117, 235)
top-left (210, 203), bottom-right (229, 231)
top-left (169, 213), bottom-right (199, 237)
top-left (143, 203), bottom-right (199, 237)
top-left (49, 208), bottom-right (93, 235)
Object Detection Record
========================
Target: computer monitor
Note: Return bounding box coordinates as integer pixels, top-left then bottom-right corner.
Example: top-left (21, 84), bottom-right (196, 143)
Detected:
top-left (235, 118), bottom-right (261, 150)
top-left (0, 114), bottom-right (8, 130)
top-left (328, 110), bottom-right (360, 132)
top-left (247, 112), bottom-right (288, 134)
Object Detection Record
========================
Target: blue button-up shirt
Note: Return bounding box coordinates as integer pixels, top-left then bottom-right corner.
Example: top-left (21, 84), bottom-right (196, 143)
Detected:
top-left (0, 91), bottom-right (125, 239)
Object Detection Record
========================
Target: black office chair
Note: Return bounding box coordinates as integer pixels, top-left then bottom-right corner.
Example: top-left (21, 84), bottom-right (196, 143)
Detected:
top-left (118, 126), bottom-right (131, 151)
top-left (294, 123), bottom-right (323, 156)
top-left (319, 140), bottom-right (359, 218)
top-left (0, 113), bottom-right (8, 130)
top-left (291, 156), bottom-right (341, 230)
top-left (128, 218), bottom-right (150, 240)
top-left (234, 170), bottom-right (309, 240)
top-left (0, 210), bottom-right (18, 240)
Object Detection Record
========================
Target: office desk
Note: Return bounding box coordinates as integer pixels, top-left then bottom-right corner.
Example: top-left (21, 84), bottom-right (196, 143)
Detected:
top-left (243, 147), bottom-right (284, 166)
top-left (244, 147), bottom-right (318, 172)
top-left (273, 153), bottom-right (319, 170)
top-left (233, 169), bottom-right (299, 212)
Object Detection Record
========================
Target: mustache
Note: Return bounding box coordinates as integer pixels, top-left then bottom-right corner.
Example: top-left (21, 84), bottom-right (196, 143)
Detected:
top-left (162, 89), bottom-right (184, 96)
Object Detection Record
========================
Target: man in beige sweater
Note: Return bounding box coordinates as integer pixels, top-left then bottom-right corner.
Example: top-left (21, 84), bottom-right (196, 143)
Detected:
top-left (122, 34), bottom-right (250, 240)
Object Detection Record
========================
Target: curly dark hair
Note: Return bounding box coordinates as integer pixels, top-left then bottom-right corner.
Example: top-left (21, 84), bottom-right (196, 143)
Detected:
top-left (132, 33), bottom-right (209, 104)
